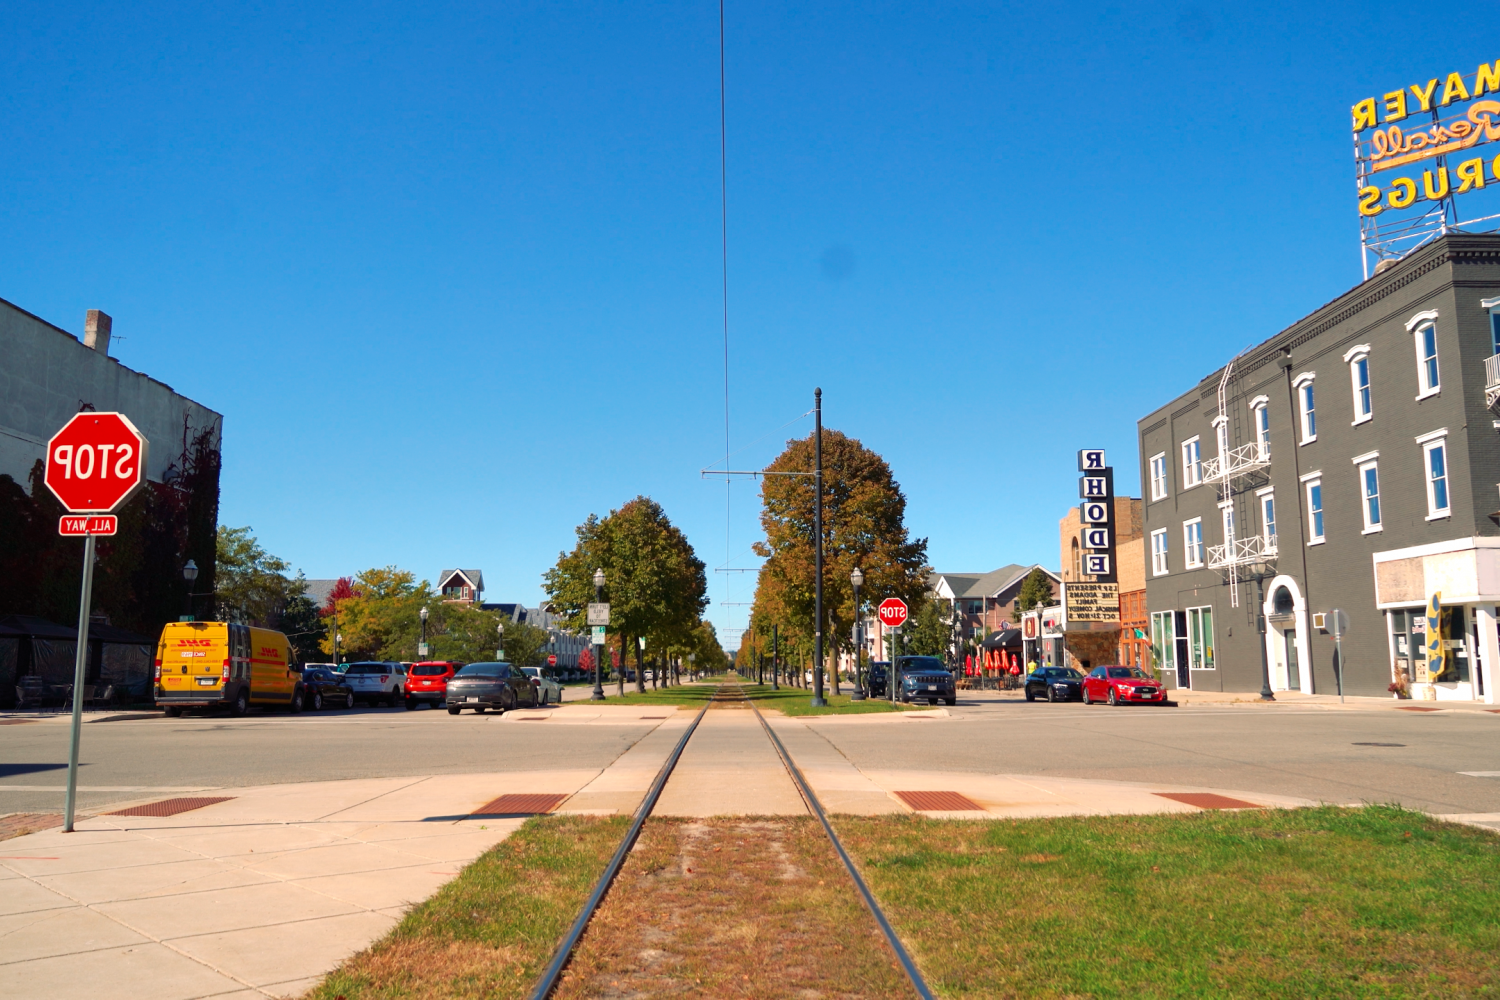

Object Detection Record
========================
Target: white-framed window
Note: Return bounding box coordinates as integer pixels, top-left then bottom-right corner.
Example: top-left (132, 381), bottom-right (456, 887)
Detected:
top-left (1183, 518), bottom-right (1204, 568)
top-left (1219, 501), bottom-right (1235, 543)
top-left (1181, 436), bottom-right (1202, 488)
top-left (1293, 373), bottom-right (1316, 443)
top-left (1407, 309), bottom-right (1441, 399)
top-left (1149, 452), bottom-right (1168, 501)
top-left (1303, 473), bottom-right (1324, 544)
top-left (1212, 416), bottom-right (1228, 461)
top-left (1485, 295), bottom-right (1500, 355)
top-left (1417, 429), bottom-right (1450, 518)
top-left (1186, 606), bottom-right (1215, 670)
top-left (1354, 451), bottom-right (1381, 532)
top-left (1151, 527), bottom-right (1169, 576)
top-left (1249, 395), bottom-right (1271, 459)
top-left (1150, 610), bottom-right (1175, 673)
top-left (1344, 344), bottom-right (1372, 424)
top-left (1257, 486), bottom-right (1277, 552)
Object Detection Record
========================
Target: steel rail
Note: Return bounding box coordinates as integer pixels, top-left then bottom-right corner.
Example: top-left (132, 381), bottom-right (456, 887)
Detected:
top-left (528, 693), bottom-right (714, 1000)
top-left (749, 700), bottom-right (937, 1000)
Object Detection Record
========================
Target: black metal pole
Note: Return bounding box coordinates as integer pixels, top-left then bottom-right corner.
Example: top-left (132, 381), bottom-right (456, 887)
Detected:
top-left (1256, 572), bottom-right (1276, 701)
top-left (812, 388), bottom-right (827, 706)
top-left (851, 580), bottom-right (865, 700)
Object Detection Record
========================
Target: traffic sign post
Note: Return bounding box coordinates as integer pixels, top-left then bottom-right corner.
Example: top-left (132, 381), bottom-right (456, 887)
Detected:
top-left (1330, 608), bottom-right (1350, 703)
top-left (547, 654), bottom-right (557, 667)
top-left (44, 412), bottom-right (148, 835)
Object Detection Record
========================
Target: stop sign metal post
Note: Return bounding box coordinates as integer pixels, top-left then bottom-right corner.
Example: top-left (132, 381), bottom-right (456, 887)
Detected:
top-left (877, 599), bottom-right (909, 703)
top-left (44, 412), bottom-right (149, 833)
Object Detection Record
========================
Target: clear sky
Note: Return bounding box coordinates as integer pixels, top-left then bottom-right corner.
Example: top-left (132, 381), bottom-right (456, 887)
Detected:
top-left (3, 2), bottom-right (1490, 648)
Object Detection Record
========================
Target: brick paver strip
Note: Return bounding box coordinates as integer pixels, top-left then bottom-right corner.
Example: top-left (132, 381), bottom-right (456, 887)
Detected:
top-left (471, 793), bottom-right (568, 816)
top-left (0, 812), bottom-right (64, 841)
top-left (1397, 706), bottom-right (1442, 712)
top-left (0, 719), bottom-right (38, 725)
top-left (1154, 792), bottom-right (1261, 810)
top-left (893, 790), bottom-right (984, 811)
top-left (107, 796), bottom-right (235, 817)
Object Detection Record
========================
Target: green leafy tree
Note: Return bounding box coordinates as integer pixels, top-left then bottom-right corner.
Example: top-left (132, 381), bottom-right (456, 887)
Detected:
top-left (750, 429), bottom-right (929, 693)
top-left (1014, 568), bottom-right (1055, 615)
top-left (215, 526), bottom-right (298, 626)
top-left (276, 594), bottom-right (326, 665)
top-left (901, 597), bottom-right (952, 658)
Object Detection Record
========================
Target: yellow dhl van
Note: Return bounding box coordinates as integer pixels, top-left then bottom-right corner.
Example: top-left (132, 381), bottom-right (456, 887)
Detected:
top-left (155, 621), bottom-right (303, 715)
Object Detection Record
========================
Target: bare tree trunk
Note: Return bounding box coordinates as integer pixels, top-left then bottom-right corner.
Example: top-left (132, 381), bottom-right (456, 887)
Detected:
top-left (634, 641), bottom-right (646, 694)
top-left (617, 635), bottom-right (626, 696)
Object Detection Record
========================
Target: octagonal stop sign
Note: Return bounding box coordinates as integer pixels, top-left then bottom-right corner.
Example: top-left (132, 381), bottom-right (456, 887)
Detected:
top-left (877, 597), bottom-right (909, 628)
top-left (45, 412), bottom-right (149, 513)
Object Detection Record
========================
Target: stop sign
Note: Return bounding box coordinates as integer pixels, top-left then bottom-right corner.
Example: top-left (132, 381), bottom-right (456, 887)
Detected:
top-left (877, 598), bottom-right (909, 628)
top-left (547, 654), bottom-right (557, 667)
top-left (45, 412), bottom-right (149, 513)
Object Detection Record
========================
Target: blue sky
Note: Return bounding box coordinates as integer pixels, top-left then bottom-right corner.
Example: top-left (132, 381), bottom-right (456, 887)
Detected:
top-left (3, 2), bottom-right (1490, 647)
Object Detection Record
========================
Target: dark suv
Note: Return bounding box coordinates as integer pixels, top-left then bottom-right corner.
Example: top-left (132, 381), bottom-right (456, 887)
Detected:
top-left (895, 656), bottom-right (956, 705)
top-left (867, 662), bottom-right (890, 698)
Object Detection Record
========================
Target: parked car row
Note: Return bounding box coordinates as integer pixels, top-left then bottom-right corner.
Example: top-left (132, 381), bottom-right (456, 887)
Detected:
top-left (1023, 665), bottom-right (1168, 705)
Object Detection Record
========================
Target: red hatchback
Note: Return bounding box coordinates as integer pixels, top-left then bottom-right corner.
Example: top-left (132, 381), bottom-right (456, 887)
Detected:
top-left (405, 661), bottom-right (463, 709)
top-left (1082, 665), bottom-right (1167, 706)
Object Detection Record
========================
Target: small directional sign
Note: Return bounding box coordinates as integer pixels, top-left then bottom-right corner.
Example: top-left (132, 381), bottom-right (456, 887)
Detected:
top-left (58, 514), bottom-right (118, 536)
top-left (587, 602), bottom-right (611, 626)
top-left (591, 625), bottom-right (607, 645)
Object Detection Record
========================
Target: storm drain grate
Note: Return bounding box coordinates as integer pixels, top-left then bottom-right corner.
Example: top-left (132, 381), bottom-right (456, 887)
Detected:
top-left (471, 793), bottom-right (568, 816)
top-left (108, 796), bottom-right (235, 818)
top-left (894, 790), bottom-right (984, 812)
top-left (1154, 792), bottom-right (1261, 810)
top-left (1397, 706), bottom-right (1441, 712)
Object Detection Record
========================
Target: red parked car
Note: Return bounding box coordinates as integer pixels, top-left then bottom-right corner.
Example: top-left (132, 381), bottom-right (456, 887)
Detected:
top-left (1081, 665), bottom-right (1167, 706)
top-left (405, 661), bottom-right (463, 709)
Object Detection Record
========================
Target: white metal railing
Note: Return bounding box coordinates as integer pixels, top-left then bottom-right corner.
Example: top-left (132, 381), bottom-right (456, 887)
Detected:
top-left (1206, 534), bottom-right (1277, 571)
top-left (1486, 354), bottom-right (1500, 411)
top-left (1200, 441), bottom-right (1270, 485)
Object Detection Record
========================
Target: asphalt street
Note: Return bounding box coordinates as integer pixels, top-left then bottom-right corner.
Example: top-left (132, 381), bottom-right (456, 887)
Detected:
top-left (0, 705), bottom-right (657, 814)
top-left (3, 697), bottom-right (1499, 818)
top-left (809, 699), bottom-right (1500, 815)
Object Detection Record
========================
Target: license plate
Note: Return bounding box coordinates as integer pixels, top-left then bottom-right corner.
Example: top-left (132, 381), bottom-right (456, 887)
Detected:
top-left (924, 685), bottom-right (935, 690)
top-left (1140, 688), bottom-right (1157, 695)
top-left (467, 696), bottom-right (479, 702)
top-left (197, 677), bottom-right (218, 686)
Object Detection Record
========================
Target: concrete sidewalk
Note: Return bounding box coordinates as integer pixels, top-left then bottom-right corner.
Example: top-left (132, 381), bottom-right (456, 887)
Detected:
top-left (0, 768), bottom-right (621, 1000)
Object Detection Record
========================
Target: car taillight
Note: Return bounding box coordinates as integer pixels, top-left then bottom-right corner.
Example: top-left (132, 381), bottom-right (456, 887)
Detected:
top-left (380, 675), bottom-right (389, 682)
top-left (154, 658), bottom-right (162, 681)
top-left (222, 659), bottom-right (231, 682)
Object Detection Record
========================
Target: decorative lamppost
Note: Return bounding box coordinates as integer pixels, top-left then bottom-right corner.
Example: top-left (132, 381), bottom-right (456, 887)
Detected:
top-left (497, 620), bottom-right (505, 661)
top-left (419, 606), bottom-right (429, 659)
top-left (850, 567), bottom-right (866, 700)
top-left (182, 559), bottom-right (199, 621)
top-left (335, 632), bottom-right (343, 666)
top-left (1252, 563), bottom-right (1277, 702)
top-left (591, 568), bottom-right (606, 701)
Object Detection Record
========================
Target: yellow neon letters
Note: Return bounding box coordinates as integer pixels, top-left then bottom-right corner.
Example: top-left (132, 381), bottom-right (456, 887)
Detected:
top-left (1353, 98), bottom-right (1378, 132)
top-left (1441, 72), bottom-right (1470, 106)
top-left (1455, 157), bottom-right (1485, 192)
top-left (1411, 79), bottom-right (1438, 112)
top-left (1383, 90), bottom-right (1409, 122)
top-left (1388, 177), bottom-right (1418, 208)
top-left (1477, 60), bottom-right (1500, 97)
top-left (1358, 186), bottom-right (1384, 216)
top-left (1422, 168), bottom-right (1451, 200)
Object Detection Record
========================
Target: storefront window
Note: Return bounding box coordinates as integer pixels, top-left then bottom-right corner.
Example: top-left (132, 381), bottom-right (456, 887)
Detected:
top-left (1150, 611), bottom-right (1174, 673)
top-left (1187, 606), bottom-right (1215, 669)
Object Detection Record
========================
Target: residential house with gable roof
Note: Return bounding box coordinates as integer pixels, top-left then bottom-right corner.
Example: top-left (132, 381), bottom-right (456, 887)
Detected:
top-left (438, 569), bottom-right (484, 605)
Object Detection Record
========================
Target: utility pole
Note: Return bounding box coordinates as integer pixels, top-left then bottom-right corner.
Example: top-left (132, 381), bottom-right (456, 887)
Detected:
top-left (812, 387), bottom-right (827, 707)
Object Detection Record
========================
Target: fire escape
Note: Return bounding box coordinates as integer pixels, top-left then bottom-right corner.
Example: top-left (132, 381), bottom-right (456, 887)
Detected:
top-left (1202, 358), bottom-right (1274, 608)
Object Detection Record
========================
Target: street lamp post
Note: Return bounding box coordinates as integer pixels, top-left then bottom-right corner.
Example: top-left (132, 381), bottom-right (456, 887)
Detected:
top-left (812, 387), bottom-right (827, 707)
top-left (1254, 567), bottom-right (1276, 701)
top-left (497, 620), bottom-right (505, 661)
top-left (592, 568), bottom-right (606, 701)
top-left (419, 606), bottom-right (429, 659)
top-left (182, 559), bottom-right (199, 621)
top-left (335, 632), bottom-right (342, 666)
top-left (850, 568), bottom-right (866, 700)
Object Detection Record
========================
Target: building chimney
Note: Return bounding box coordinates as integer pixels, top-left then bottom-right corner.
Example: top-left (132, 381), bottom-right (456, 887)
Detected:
top-left (84, 310), bottom-right (112, 355)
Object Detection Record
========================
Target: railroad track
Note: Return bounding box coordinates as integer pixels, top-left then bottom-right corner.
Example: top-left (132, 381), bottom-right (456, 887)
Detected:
top-left (528, 682), bottom-right (934, 1000)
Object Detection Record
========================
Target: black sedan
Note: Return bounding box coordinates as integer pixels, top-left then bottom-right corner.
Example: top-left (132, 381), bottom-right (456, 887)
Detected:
top-left (446, 662), bottom-right (539, 715)
top-left (298, 667), bottom-right (355, 710)
top-left (896, 656), bottom-right (956, 705)
top-left (1024, 666), bottom-right (1085, 702)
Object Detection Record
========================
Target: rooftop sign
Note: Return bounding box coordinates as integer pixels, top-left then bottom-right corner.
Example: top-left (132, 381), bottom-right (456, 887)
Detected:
top-left (1353, 58), bottom-right (1500, 275)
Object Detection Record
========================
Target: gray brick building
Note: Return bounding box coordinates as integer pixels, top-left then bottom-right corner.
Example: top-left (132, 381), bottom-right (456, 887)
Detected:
top-left (1138, 234), bottom-right (1500, 703)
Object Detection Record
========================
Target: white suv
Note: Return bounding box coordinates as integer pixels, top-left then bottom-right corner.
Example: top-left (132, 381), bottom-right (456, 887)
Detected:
top-left (342, 662), bottom-right (407, 707)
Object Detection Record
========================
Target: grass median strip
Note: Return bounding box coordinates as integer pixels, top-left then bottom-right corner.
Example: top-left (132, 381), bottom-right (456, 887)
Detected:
top-left (835, 805), bottom-right (1500, 997)
top-left (309, 814), bottom-right (628, 1000)
top-left (743, 683), bottom-right (920, 716)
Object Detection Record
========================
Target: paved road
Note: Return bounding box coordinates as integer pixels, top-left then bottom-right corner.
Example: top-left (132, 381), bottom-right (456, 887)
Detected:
top-left (806, 698), bottom-right (1500, 815)
top-left (0, 705), bottom-right (657, 814)
top-left (5, 696), bottom-right (1500, 818)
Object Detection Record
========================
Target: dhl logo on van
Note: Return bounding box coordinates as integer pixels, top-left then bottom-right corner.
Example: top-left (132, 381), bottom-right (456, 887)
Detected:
top-left (176, 639), bottom-right (213, 647)
top-left (260, 647), bottom-right (281, 658)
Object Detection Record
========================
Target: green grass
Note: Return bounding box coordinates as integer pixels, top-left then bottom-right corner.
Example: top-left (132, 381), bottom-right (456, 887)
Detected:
top-left (581, 682), bottom-right (725, 707)
top-left (834, 805), bottom-right (1500, 998)
top-left (739, 682), bottom-right (921, 715)
top-left (309, 814), bottom-right (628, 1000)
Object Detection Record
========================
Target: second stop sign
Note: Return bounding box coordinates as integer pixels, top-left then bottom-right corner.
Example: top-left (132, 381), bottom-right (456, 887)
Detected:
top-left (44, 412), bottom-right (149, 513)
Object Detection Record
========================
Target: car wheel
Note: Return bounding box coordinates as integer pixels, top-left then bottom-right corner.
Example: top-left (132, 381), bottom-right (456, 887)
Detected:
top-left (290, 688), bottom-right (304, 713)
top-left (233, 689), bottom-right (250, 716)
top-left (541, 689), bottom-right (550, 706)
top-left (1107, 688), bottom-right (1119, 707)
top-left (1082, 687), bottom-right (1092, 705)
top-left (1047, 686), bottom-right (1058, 703)
top-left (502, 689), bottom-right (517, 713)
top-left (312, 691), bottom-right (323, 711)
top-left (344, 692), bottom-right (354, 710)
top-left (164, 706), bottom-right (182, 717)
top-left (404, 695), bottom-right (416, 710)
top-left (448, 706), bottom-right (461, 715)
top-left (945, 697), bottom-right (956, 706)
top-left (1024, 688), bottom-right (1035, 702)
